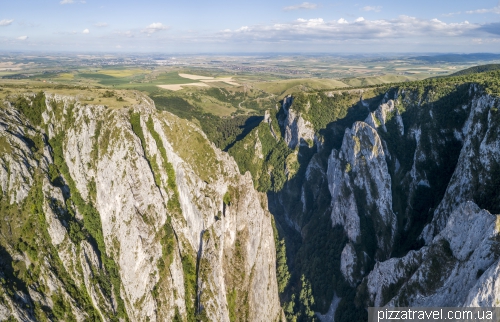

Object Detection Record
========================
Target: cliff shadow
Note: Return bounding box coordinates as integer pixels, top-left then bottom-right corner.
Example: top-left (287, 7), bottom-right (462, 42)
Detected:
top-left (0, 245), bottom-right (36, 317)
top-left (266, 98), bottom-right (372, 316)
top-left (223, 115), bottom-right (264, 152)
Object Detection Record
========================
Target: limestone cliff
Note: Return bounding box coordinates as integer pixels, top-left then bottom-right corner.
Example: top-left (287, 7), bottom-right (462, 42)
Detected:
top-left (359, 85), bottom-right (500, 309)
top-left (0, 91), bottom-right (283, 321)
top-left (252, 80), bottom-right (500, 321)
top-left (364, 202), bottom-right (499, 307)
top-left (327, 120), bottom-right (397, 286)
top-left (280, 95), bottom-right (315, 149)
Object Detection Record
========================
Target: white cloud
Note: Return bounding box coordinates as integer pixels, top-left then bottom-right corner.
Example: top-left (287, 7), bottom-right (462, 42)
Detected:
top-left (466, 8), bottom-right (500, 14)
top-left (17, 36), bottom-right (28, 40)
top-left (142, 22), bottom-right (169, 34)
top-left (472, 38), bottom-right (500, 44)
top-left (442, 12), bottom-right (461, 17)
top-left (115, 30), bottom-right (134, 38)
top-left (474, 37), bottom-right (500, 44)
top-left (283, 2), bottom-right (317, 11)
top-left (220, 16), bottom-right (480, 42)
top-left (0, 19), bottom-right (14, 26)
top-left (361, 6), bottom-right (382, 12)
top-left (237, 26), bottom-right (250, 32)
top-left (466, 7), bottom-right (500, 14)
top-left (82, 29), bottom-right (89, 34)
top-left (94, 22), bottom-right (108, 27)
top-left (60, 0), bottom-right (85, 4)
top-left (467, 1), bottom-right (500, 14)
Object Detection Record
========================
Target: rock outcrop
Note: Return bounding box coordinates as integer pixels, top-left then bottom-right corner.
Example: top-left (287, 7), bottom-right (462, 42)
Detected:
top-left (262, 82), bottom-right (500, 319)
top-left (327, 121), bottom-right (397, 284)
top-left (0, 92), bottom-right (283, 321)
top-left (422, 90), bottom-right (500, 243)
top-left (280, 95), bottom-right (315, 149)
top-left (364, 202), bottom-right (500, 307)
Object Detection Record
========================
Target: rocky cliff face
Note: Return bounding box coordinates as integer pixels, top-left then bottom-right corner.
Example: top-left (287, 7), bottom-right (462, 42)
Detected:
top-left (3, 76), bottom-right (499, 322)
top-left (421, 89), bottom-right (500, 242)
top-left (246, 81), bottom-right (500, 321)
top-left (0, 92), bottom-right (283, 321)
top-left (364, 201), bottom-right (499, 307)
top-left (358, 86), bottom-right (500, 309)
top-left (327, 121), bottom-right (397, 286)
top-left (280, 95), bottom-right (315, 149)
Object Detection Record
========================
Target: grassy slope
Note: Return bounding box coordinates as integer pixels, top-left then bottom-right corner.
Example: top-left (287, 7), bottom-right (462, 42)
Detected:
top-left (77, 71), bottom-right (200, 92)
top-left (252, 78), bottom-right (349, 96)
top-left (341, 74), bottom-right (431, 87)
top-left (450, 64), bottom-right (500, 76)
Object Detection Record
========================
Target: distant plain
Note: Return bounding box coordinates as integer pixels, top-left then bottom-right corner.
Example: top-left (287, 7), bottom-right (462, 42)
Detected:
top-left (1, 53), bottom-right (500, 117)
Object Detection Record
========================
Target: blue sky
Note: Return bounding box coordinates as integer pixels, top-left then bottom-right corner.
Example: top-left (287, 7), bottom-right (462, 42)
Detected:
top-left (1, 0), bottom-right (500, 53)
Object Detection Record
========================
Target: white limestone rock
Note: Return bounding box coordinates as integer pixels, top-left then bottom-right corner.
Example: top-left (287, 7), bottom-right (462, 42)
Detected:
top-left (464, 259), bottom-right (500, 307)
top-left (42, 179), bottom-right (68, 246)
top-left (365, 248), bottom-right (426, 307)
top-left (281, 95), bottom-right (315, 149)
top-left (364, 99), bottom-right (396, 133)
top-left (369, 202), bottom-right (499, 307)
top-left (421, 92), bottom-right (500, 243)
top-left (395, 109), bottom-right (404, 136)
top-left (327, 150), bottom-right (360, 242)
top-left (328, 122), bottom-right (396, 257)
top-left (341, 243), bottom-right (359, 286)
top-left (0, 91), bottom-right (284, 321)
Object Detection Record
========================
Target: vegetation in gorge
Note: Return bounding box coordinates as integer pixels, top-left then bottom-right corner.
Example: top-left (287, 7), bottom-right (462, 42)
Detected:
top-left (152, 93), bottom-right (263, 151)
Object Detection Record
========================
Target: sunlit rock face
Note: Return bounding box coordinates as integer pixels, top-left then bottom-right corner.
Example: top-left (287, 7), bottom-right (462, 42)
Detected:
top-left (0, 93), bottom-right (283, 322)
top-left (281, 95), bottom-right (315, 149)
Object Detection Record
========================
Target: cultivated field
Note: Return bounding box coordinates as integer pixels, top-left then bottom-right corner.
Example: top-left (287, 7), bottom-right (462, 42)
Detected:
top-left (157, 73), bottom-right (239, 91)
top-left (158, 83), bottom-right (209, 91)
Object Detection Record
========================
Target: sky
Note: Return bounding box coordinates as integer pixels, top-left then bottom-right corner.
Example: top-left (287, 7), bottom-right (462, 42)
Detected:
top-left (1, 0), bottom-right (500, 53)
